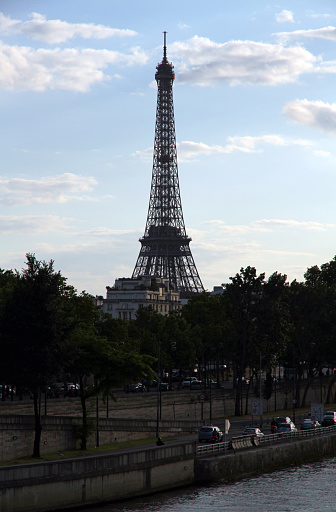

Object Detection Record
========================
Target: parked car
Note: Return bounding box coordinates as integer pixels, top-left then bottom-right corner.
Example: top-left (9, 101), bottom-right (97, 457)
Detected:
top-left (159, 382), bottom-right (170, 391)
top-left (271, 416), bottom-right (292, 433)
top-left (151, 381), bottom-right (173, 391)
top-left (321, 411), bottom-right (336, 426)
top-left (242, 427), bottom-right (264, 437)
top-left (198, 426), bottom-right (224, 443)
top-left (125, 383), bottom-right (143, 393)
top-left (190, 380), bottom-right (203, 390)
top-left (301, 419), bottom-right (321, 430)
top-left (277, 422), bottom-right (297, 434)
top-left (181, 377), bottom-right (198, 388)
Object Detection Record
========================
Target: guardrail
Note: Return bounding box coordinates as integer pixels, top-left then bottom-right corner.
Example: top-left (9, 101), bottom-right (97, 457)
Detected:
top-left (260, 424), bottom-right (336, 444)
top-left (196, 424), bottom-right (336, 456)
top-left (197, 440), bottom-right (231, 455)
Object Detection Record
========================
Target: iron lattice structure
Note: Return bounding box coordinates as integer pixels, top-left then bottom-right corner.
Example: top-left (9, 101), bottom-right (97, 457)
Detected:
top-left (132, 33), bottom-right (204, 294)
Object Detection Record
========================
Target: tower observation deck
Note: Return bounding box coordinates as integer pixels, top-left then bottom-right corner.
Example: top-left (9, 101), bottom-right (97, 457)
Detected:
top-left (132, 33), bottom-right (204, 294)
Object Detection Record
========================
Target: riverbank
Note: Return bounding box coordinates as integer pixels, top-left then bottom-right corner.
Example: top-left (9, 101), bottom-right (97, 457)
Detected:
top-left (1, 430), bottom-right (336, 512)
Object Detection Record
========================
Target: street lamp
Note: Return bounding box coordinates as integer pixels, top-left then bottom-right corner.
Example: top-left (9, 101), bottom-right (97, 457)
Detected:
top-left (259, 351), bottom-right (274, 427)
top-left (156, 340), bottom-right (161, 440)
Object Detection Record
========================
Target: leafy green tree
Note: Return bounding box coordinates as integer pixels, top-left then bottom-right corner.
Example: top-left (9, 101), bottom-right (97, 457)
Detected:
top-left (0, 269), bottom-right (18, 398)
top-left (182, 292), bottom-right (228, 386)
top-left (0, 254), bottom-right (71, 457)
top-left (287, 256), bottom-right (336, 406)
top-left (65, 303), bottom-right (156, 450)
top-left (222, 266), bottom-right (265, 415)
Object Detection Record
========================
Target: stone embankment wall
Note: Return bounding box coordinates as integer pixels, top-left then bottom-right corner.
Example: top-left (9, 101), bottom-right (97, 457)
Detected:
top-left (0, 442), bottom-right (195, 512)
top-left (2, 434), bottom-right (336, 512)
top-left (0, 415), bottom-right (203, 462)
top-left (195, 433), bottom-right (336, 483)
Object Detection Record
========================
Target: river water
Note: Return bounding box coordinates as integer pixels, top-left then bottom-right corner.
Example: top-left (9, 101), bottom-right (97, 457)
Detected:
top-left (62, 456), bottom-right (336, 512)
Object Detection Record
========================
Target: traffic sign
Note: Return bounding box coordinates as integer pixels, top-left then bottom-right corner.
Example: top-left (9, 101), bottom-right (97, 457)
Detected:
top-left (225, 419), bottom-right (230, 434)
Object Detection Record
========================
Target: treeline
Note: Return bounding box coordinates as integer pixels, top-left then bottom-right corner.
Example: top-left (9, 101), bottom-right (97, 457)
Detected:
top-left (0, 254), bottom-right (156, 456)
top-left (2, 253), bottom-right (336, 456)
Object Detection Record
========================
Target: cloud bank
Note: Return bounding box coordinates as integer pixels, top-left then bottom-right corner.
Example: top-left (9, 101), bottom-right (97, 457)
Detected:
top-left (0, 173), bottom-right (97, 206)
top-left (170, 36), bottom-right (316, 86)
top-left (0, 12), bottom-right (136, 44)
top-left (283, 99), bottom-right (336, 134)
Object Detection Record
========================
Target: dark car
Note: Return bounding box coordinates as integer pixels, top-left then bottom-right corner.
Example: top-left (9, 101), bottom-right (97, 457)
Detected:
top-left (151, 381), bottom-right (173, 391)
top-left (277, 422), bottom-right (297, 434)
top-left (321, 412), bottom-right (336, 426)
top-left (125, 383), bottom-right (143, 393)
top-left (190, 380), bottom-right (203, 390)
top-left (198, 426), bottom-right (224, 443)
top-left (301, 419), bottom-right (321, 430)
top-left (271, 416), bottom-right (291, 433)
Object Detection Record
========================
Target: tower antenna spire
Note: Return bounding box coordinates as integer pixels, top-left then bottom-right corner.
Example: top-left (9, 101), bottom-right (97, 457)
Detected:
top-left (163, 31), bottom-right (167, 62)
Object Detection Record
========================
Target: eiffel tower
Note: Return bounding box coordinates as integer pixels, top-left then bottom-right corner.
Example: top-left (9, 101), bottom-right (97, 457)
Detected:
top-left (132, 33), bottom-right (204, 294)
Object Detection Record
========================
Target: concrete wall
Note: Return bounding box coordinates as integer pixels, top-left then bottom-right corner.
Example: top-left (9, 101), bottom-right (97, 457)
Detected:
top-left (0, 415), bottom-right (203, 461)
top-left (2, 432), bottom-right (336, 512)
top-left (195, 433), bottom-right (336, 483)
top-left (0, 442), bottom-right (195, 512)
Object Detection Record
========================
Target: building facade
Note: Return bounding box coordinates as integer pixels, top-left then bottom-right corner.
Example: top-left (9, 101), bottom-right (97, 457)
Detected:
top-left (102, 276), bottom-right (181, 320)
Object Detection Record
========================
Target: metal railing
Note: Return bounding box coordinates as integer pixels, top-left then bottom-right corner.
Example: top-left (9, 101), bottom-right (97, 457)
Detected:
top-left (197, 440), bottom-right (231, 455)
top-left (196, 424), bottom-right (336, 456)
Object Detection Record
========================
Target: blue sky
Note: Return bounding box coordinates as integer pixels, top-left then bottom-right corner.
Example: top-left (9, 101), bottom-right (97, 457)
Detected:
top-left (1, 1), bottom-right (336, 295)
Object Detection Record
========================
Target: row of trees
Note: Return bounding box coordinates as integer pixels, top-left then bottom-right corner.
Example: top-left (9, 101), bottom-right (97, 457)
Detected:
top-left (132, 259), bottom-right (336, 416)
top-left (2, 253), bottom-right (336, 455)
top-left (0, 254), bottom-right (156, 457)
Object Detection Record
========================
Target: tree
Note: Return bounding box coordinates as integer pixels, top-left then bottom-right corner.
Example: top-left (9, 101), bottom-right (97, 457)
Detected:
top-left (223, 266), bottom-right (265, 415)
top-left (64, 303), bottom-right (156, 450)
top-left (182, 292), bottom-right (228, 387)
top-left (0, 254), bottom-right (71, 457)
top-left (0, 269), bottom-right (18, 399)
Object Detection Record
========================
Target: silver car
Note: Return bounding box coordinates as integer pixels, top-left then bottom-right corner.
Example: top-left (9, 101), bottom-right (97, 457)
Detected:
top-left (198, 426), bottom-right (224, 443)
top-left (242, 427), bottom-right (264, 437)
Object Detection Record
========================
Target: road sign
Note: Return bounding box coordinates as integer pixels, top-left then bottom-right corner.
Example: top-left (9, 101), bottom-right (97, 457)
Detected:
top-left (225, 419), bottom-right (230, 434)
top-left (251, 398), bottom-right (263, 416)
top-left (311, 403), bottom-right (324, 422)
top-left (199, 393), bottom-right (205, 402)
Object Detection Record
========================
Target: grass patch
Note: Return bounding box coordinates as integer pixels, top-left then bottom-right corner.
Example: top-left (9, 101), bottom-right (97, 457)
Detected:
top-left (0, 437), bottom-right (166, 467)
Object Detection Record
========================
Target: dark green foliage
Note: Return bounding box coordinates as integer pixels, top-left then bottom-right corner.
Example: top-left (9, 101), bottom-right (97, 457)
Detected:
top-left (2, 253), bottom-right (336, 448)
top-left (263, 371), bottom-right (274, 400)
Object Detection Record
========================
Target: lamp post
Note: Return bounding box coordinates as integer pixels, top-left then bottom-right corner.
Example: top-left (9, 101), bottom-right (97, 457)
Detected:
top-left (259, 351), bottom-right (273, 427)
top-left (156, 340), bottom-right (161, 440)
top-left (259, 351), bottom-right (263, 426)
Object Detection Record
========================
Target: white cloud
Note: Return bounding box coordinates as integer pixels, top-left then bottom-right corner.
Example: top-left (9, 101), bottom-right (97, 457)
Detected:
top-left (253, 219), bottom-right (331, 231)
top-left (313, 150), bottom-right (331, 158)
top-left (0, 214), bottom-right (71, 234)
top-left (0, 42), bottom-right (148, 91)
top-left (135, 135), bottom-right (313, 161)
top-left (309, 14), bottom-right (332, 19)
top-left (169, 36), bottom-right (316, 86)
top-left (177, 22), bottom-right (190, 30)
top-left (202, 218), bottom-right (334, 236)
top-left (0, 173), bottom-right (97, 206)
top-left (283, 99), bottom-right (336, 134)
top-left (275, 10), bottom-right (295, 23)
top-left (0, 12), bottom-right (137, 44)
top-left (276, 26), bottom-right (336, 42)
